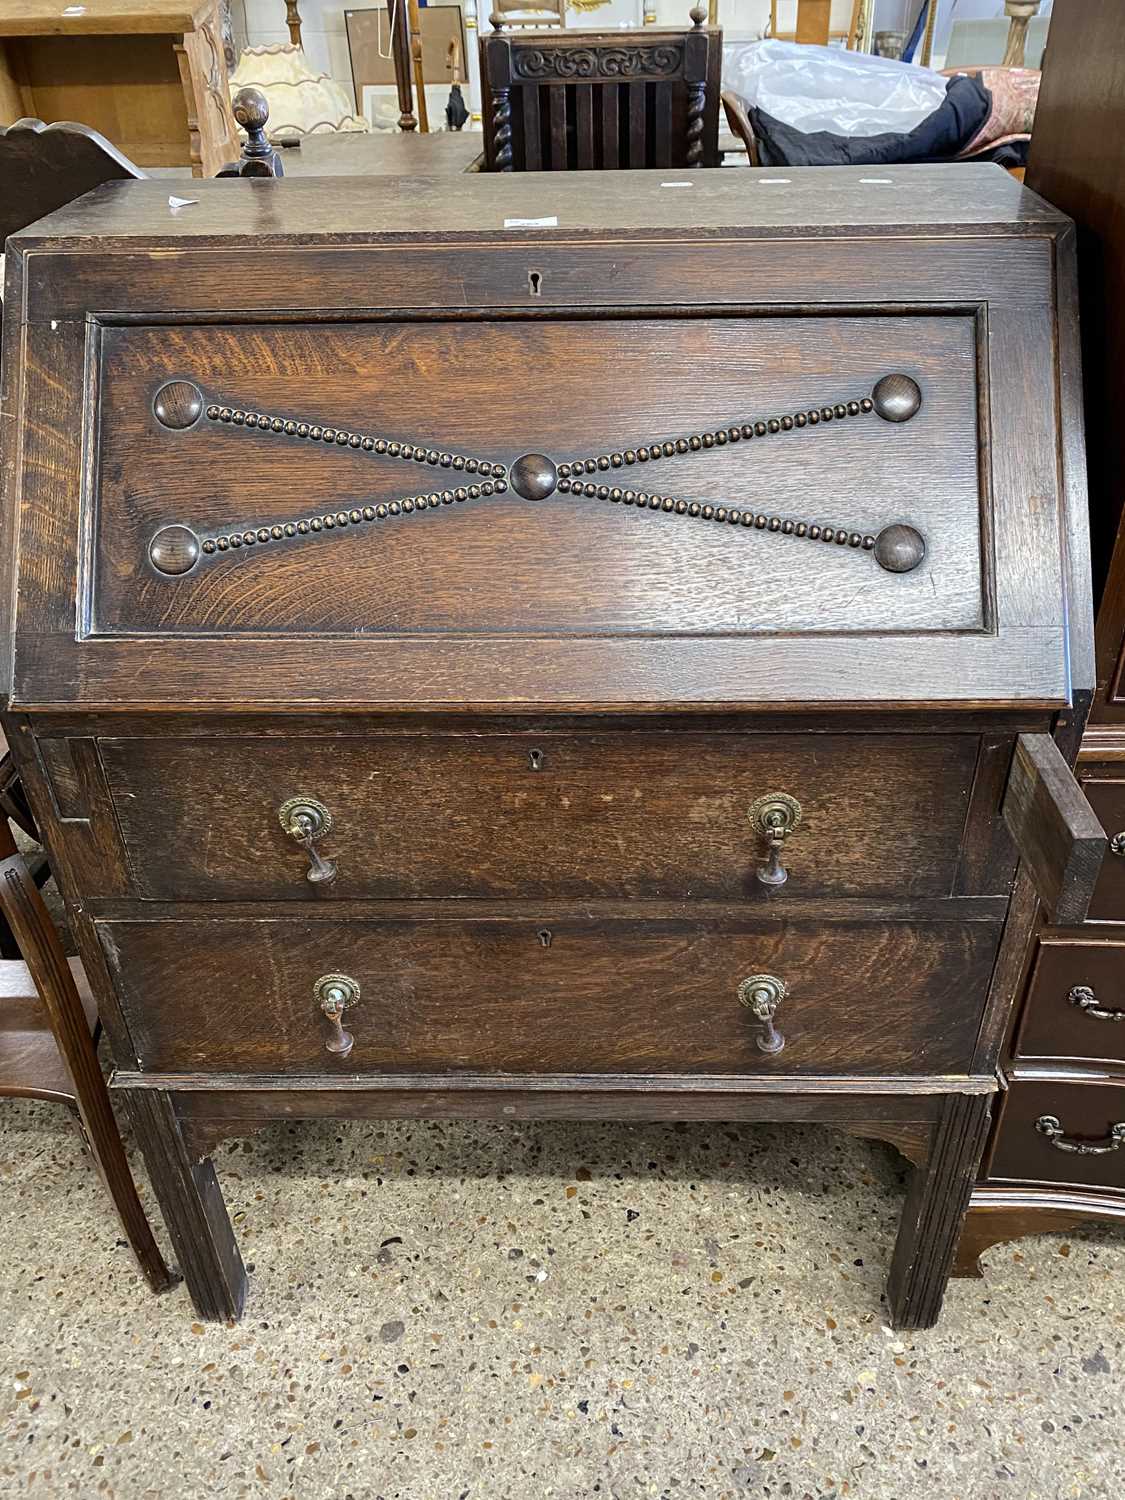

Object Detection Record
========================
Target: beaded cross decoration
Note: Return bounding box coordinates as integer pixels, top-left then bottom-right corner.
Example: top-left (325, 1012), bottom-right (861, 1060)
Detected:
top-left (145, 372), bottom-right (927, 579)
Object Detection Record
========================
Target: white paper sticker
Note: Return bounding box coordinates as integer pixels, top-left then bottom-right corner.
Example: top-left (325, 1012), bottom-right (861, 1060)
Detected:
top-left (503, 216), bottom-right (558, 228)
top-left (860, 177), bottom-right (894, 184)
top-left (168, 195), bottom-right (199, 210)
top-left (660, 181), bottom-right (693, 188)
top-left (62, 5), bottom-right (86, 13)
top-left (758, 177), bottom-right (791, 184)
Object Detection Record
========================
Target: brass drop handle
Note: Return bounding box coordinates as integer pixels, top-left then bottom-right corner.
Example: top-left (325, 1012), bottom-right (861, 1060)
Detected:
top-left (1036, 1114), bottom-right (1125, 1156)
top-left (738, 973), bottom-right (787, 1054)
top-left (1069, 985), bottom-right (1125, 1023)
top-left (748, 793), bottom-right (802, 887)
top-left (1111, 832), bottom-right (1125, 856)
top-left (314, 973), bottom-right (360, 1057)
top-left (279, 796), bottom-right (338, 885)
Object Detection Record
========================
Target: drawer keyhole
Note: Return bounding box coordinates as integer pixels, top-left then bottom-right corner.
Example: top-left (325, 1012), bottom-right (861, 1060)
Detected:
top-left (537, 928), bottom-right (553, 948)
top-left (528, 747), bottom-right (545, 771)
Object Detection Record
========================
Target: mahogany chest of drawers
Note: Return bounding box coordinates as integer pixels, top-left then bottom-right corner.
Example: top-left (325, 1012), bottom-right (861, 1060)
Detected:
top-left (0, 166), bottom-right (1100, 1325)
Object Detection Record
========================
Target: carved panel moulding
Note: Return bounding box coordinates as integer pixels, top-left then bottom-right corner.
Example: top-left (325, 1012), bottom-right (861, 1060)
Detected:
top-left (510, 44), bottom-right (684, 80)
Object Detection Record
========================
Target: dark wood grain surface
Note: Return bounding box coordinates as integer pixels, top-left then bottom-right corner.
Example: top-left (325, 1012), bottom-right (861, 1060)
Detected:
top-left (989, 1074), bottom-right (1125, 1190)
top-left (0, 166), bottom-right (1094, 1326)
top-left (92, 316), bottom-right (982, 639)
top-left (98, 731), bottom-right (980, 901)
top-left (1001, 734), bottom-right (1107, 924)
top-left (97, 913), bottom-right (1000, 1076)
top-left (1079, 774), bottom-right (1125, 918)
top-left (1016, 934), bottom-right (1125, 1065)
top-left (8, 165), bottom-right (1065, 246)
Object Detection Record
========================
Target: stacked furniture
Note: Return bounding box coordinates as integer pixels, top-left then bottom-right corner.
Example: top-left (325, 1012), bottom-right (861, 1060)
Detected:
top-left (0, 165), bottom-right (1098, 1325)
top-left (957, 0), bottom-right (1125, 1274)
top-left (0, 0), bottom-right (239, 177)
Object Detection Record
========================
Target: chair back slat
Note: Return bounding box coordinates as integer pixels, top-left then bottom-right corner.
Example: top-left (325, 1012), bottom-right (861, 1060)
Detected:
top-left (482, 15), bottom-right (722, 171)
top-left (548, 82), bottom-right (568, 168)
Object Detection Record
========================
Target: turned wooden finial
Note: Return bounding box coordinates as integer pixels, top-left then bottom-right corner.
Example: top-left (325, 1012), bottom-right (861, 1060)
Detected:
top-left (217, 87), bottom-right (284, 177)
top-left (490, 10), bottom-right (505, 30)
top-left (689, 4), bottom-right (707, 26)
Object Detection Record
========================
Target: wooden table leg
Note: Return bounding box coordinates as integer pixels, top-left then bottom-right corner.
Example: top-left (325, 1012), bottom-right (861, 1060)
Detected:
top-left (124, 1089), bottom-right (247, 1321)
top-left (885, 1092), bottom-right (993, 1329)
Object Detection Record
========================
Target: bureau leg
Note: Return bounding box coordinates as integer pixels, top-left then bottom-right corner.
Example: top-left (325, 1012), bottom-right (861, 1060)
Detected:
top-left (885, 1092), bottom-right (993, 1330)
top-left (123, 1090), bottom-right (247, 1321)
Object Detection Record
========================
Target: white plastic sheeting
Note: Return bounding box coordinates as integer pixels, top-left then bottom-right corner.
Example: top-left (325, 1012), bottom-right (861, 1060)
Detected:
top-left (723, 40), bottom-right (951, 139)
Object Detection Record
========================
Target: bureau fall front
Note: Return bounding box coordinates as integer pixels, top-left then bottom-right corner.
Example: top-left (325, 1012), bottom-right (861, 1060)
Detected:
top-left (0, 166), bottom-right (1100, 1326)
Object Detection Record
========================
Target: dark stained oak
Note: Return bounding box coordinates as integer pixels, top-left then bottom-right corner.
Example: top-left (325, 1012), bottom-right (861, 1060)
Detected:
top-left (480, 17), bottom-right (722, 173)
top-left (96, 913), bottom-right (1001, 1076)
top-left (0, 167), bottom-right (1095, 1327)
top-left (988, 1074), bottom-right (1125, 1192)
top-left (961, 1), bottom-right (1125, 1272)
top-left (1079, 774), bottom-right (1125, 919)
top-left (1015, 934), bottom-right (1125, 1065)
top-left (0, 820), bottom-right (171, 1293)
top-left (1001, 734), bottom-right (1107, 923)
top-left (98, 731), bottom-right (981, 902)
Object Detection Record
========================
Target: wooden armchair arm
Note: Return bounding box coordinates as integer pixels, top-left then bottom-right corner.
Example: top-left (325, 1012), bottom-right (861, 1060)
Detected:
top-left (721, 90), bottom-right (760, 166)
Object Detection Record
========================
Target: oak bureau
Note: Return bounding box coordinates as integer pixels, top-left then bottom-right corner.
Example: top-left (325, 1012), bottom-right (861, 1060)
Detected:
top-left (0, 166), bottom-right (1102, 1325)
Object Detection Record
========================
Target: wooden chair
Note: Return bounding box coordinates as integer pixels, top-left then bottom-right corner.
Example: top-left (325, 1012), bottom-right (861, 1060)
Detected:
top-left (0, 812), bottom-right (170, 1292)
top-left (0, 117), bottom-right (144, 246)
top-left (721, 89), bottom-right (760, 165)
top-left (481, 7), bottom-right (722, 171)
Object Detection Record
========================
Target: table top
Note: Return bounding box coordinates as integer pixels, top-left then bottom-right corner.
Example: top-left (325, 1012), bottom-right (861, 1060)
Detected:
top-left (279, 131), bottom-right (485, 178)
top-left (0, 0), bottom-right (215, 36)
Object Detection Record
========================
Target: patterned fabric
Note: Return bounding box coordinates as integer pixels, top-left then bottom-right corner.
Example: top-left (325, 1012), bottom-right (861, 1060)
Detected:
top-left (943, 66), bottom-right (1041, 158)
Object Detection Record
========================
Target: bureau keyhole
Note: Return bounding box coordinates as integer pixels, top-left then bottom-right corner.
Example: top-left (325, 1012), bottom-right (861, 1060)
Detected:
top-left (528, 747), bottom-right (545, 771)
top-left (528, 269), bottom-right (543, 296)
top-left (537, 928), bottom-right (553, 948)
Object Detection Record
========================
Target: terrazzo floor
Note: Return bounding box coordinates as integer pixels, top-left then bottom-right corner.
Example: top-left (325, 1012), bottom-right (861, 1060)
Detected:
top-left (3, 1095), bottom-right (1124, 1500)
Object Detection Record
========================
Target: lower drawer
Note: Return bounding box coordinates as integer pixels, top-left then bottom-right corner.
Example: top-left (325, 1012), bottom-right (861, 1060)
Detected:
top-left (97, 914), bottom-right (1000, 1076)
top-left (1015, 936), bottom-right (1125, 1065)
top-left (989, 1077), bottom-right (1125, 1191)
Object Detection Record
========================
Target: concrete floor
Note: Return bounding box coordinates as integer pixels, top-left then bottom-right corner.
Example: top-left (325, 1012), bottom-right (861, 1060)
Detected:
top-left (2, 1096), bottom-right (1123, 1500)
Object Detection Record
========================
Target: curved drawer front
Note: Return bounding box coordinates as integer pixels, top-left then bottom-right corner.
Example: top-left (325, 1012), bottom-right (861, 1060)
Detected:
top-left (98, 915), bottom-right (1000, 1076)
top-left (1016, 937), bottom-right (1125, 1066)
top-left (98, 732), bottom-right (978, 901)
top-left (1082, 777), bottom-right (1125, 920)
top-left (990, 1079), bottom-right (1125, 1192)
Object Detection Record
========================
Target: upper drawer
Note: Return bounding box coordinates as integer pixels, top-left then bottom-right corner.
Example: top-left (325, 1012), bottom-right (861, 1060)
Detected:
top-left (97, 731), bottom-right (977, 901)
top-left (1081, 777), bottom-right (1125, 921)
top-left (1015, 936), bottom-right (1125, 1066)
top-left (1, 277), bottom-right (1080, 709)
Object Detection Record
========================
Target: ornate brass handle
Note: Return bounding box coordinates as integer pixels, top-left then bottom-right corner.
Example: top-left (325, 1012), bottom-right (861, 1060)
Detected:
top-left (748, 793), bottom-right (802, 888)
top-left (279, 796), bottom-right (338, 885)
top-left (1069, 985), bottom-right (1125, 1023)
top-left (314, 973), bottom-right (360, 1057)
top-left (738, 973), bottom-right (787, 1054)
top-left (1111, 832), bottom-right (1125, 856)
top-left (1035, 1114), bottom-right (1125, 1156)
